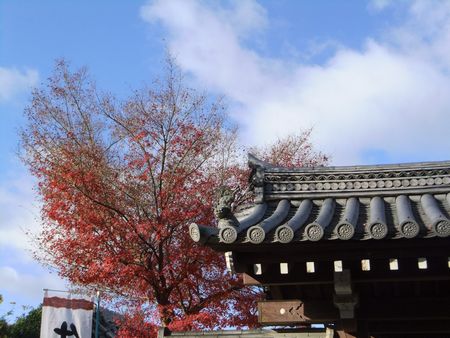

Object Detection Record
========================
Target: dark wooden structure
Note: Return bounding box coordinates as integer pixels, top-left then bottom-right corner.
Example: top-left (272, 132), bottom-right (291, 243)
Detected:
top-left (158, 327), bottom-right (330, 338)
top-left (190, 155), bottom-right (450, 337)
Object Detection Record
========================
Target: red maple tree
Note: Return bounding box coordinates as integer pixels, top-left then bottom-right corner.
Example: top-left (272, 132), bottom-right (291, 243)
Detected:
top-left (21, 59), bottom-right (328, 336)
top-left (249, 130), bottom-right (328, 169)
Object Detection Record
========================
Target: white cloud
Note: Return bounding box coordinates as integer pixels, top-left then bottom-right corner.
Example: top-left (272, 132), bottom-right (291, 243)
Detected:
top-left (369, 0), bottom-right (394, 11)
top-left (0, 167), bottom-right (42, 259)
top-left (0, 166), bottom-right (67, 311)
top-left (0, 266), bottom-right (63, 295)
top-left (0, 265), bottom-right (66, 302)
top-left (0, 67), bottom-right (38, 102)
top-left (142, 0), bottom-right (450, 164)
top-left (221, 0), bottom-right (267, 37)
top-left (141, 0), bottom-right (277, 104)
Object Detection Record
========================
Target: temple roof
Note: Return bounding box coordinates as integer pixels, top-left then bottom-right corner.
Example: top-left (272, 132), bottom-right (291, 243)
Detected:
top-left (189, 155), bottom-right (450, 246)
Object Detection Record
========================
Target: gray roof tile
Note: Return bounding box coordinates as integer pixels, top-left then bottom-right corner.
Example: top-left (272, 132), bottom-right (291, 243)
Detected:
top-left (190, 156), bottom-right (450, 245)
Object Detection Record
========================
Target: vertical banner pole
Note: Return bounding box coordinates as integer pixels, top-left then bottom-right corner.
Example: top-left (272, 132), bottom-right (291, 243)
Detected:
top-left (95, 291), bottom-right (100, 338)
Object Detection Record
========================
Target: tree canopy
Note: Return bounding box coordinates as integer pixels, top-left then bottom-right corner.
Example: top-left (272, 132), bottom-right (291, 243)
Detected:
top-left (6, 306), bottom-right (41, 338)
top-left (21, 58), bottom-right (328, 336)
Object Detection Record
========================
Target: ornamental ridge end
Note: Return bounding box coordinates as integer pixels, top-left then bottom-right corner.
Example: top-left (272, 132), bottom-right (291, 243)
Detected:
top-left (248, 153), bottom-right (274, 170)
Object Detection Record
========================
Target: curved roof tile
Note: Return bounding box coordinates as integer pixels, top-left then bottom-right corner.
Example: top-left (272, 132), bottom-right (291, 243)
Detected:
top-left (191, 156), bottom-right (450, 245)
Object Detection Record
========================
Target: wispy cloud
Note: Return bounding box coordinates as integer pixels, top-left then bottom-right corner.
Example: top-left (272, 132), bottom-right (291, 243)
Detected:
top-left (0, 67), bottom-right (38, 102)
top-left (0, 166), bottom-right (67, 311)
top-left (369, 0), bottom-right (394, 12)
top-left (142, 0), bottom-right (450, 164)
top-left (0, 265), bottom-right (65, 300)
top-left (0, 263), bottom-right (67, 318)
top-left (0, 169), bottom-right (41, 256)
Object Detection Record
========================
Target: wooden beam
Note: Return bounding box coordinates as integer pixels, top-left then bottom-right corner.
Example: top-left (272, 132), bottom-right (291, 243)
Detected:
top-left (357, 297), bottom-right (450, 321)
top-left (243, 270), bottom-right (450, 286)
top-left (241, 257), bottom-right (450, 286)
top-left (257, 297), bottom-right (450, 325)
top-left (242, 273), bottom-right (261, 285)
top-left (333, 270), bottom-right (358, 319)
top-left (217, 238), bottom-right (450, 259)
top-left (268, 285), bottom-right (283, 299)
top-left (334, 319), bottom-right (361, 338)
top-left (367, 319), bottom-right (450, 335)
top-left (335, 331), bottom-right (359, 338)
top-left (258, 300), bottom-right (339, 325)
top-left (242, 260), bottom-right (335, 286)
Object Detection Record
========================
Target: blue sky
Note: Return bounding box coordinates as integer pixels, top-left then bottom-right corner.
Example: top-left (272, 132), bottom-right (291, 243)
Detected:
top-left (2, 0), bottom-right (450, 318)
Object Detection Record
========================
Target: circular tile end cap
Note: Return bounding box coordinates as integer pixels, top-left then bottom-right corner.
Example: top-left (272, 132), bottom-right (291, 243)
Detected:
top-left (369, 222), bottom-right (388, 240)
top-left (247, 225), bottom-right (266, 244)
top-left (336, 222), bottom-right (355, 240)
top-left (275, 225), bottom-right (294, 243)
top-left (305, 223), bottom-right (324, 241)
top-left (400, 221), bottom-right (420, 238)
top-left (434, 219), bottom-right (450, 237)
top-left (189, 223), bottom-right (201, 242)
top-left (219, 225), bottom-right (238, 244)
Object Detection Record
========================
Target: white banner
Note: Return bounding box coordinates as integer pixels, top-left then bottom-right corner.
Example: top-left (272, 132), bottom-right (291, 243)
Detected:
top-left (40, 294), bottom-right (94, 338)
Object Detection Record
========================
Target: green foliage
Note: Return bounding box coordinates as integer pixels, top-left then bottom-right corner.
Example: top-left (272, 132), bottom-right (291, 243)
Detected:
top-left (2, 306), bottom-right (42, 338)
top-left (0, 294), bottom-right (9, 338)
top-left (0, 319), bottom-right (9, 338)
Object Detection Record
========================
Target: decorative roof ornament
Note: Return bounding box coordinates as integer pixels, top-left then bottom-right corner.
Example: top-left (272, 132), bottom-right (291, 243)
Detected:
top-left (248, 153), bottom-right (274, 170)
top-left (214, 188), bottom-right (239, 244)
top-left (248, 153), bottom-right (271, 204)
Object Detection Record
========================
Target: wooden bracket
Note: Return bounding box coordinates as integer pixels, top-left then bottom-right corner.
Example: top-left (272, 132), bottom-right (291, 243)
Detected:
top-left (333, 269), bottom-right (358, 319)
top-left (258, 300), bottom-right (338, 325)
